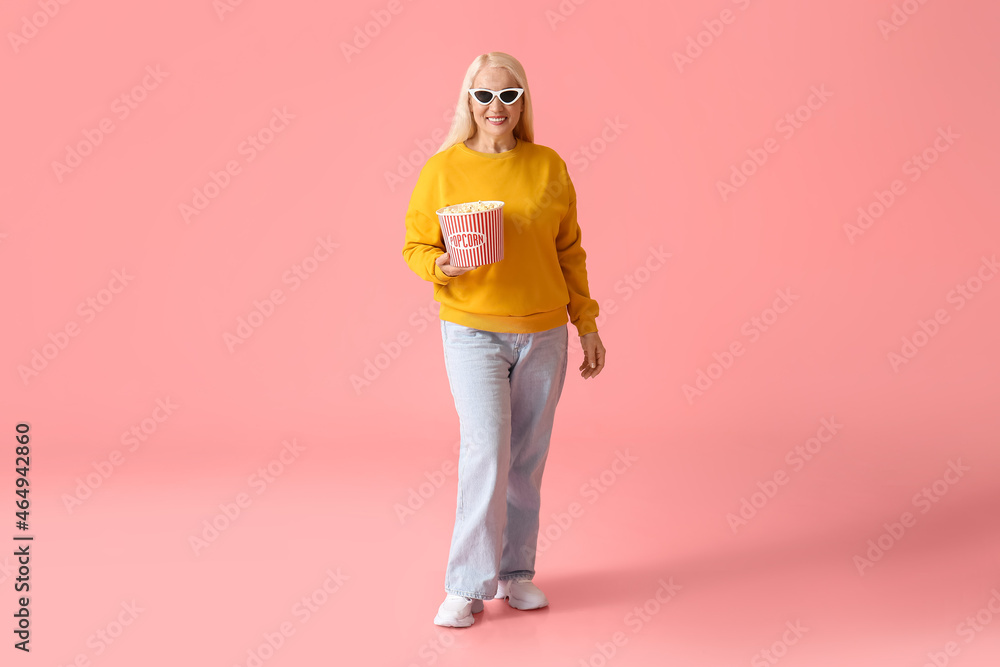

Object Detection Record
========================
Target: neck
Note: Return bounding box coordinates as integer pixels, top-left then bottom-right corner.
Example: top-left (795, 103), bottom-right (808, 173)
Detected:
top-left (466, 134), bottom-right (517, 153)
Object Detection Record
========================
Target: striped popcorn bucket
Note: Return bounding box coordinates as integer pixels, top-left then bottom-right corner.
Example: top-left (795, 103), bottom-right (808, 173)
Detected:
top-left (435, 201), bottom-right (505, 269)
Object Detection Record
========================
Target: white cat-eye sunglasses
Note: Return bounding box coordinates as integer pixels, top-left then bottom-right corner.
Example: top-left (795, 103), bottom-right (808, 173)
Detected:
top-left (468, 88), bottom-right (525, 105)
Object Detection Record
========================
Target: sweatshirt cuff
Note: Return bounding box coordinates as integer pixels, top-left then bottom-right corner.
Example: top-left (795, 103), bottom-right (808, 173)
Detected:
top-left (433, 262), bottom-right (453, 284)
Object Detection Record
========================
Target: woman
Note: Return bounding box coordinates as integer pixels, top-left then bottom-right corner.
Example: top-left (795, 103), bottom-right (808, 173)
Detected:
top-left (402, 51), bottom-right (606, 628)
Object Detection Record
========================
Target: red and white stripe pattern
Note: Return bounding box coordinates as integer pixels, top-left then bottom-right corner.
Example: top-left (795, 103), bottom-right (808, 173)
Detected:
top-left (436, 202), bottom-right (504, 268)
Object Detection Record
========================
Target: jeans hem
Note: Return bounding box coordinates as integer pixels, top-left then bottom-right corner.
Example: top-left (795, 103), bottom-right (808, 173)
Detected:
top-left (444, 587), bottom-right (494, 601)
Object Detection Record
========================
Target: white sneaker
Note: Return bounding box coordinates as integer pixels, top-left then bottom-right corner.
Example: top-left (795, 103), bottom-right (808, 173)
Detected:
top-left (495, 579), bottom-right (548, 610)
top-left (433, 594), bottom-right (485, 627)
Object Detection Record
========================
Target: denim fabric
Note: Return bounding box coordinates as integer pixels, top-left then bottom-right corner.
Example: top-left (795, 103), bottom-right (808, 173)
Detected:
top-left (439, 320), bottom-right (569, 600)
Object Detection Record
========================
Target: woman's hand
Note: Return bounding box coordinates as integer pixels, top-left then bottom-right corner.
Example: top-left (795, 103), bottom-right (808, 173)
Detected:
top-left (579, 332), bottom-right (605, 380)
top-left (436, 252), bottom-right (478, 277)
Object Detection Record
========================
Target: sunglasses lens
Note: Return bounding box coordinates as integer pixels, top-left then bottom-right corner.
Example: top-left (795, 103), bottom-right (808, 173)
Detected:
top-left (473, 91), bottom-right (493, 104)
top-left (499, 90), bottom-right (520, 104)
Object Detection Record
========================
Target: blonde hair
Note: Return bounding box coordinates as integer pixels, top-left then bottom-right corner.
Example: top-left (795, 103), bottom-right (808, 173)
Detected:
top-left (436, 51), bottom-right (535, 155)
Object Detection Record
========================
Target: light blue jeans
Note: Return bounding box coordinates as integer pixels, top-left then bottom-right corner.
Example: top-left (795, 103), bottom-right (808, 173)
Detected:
top-left (440, 320), bottom-right (569, 600)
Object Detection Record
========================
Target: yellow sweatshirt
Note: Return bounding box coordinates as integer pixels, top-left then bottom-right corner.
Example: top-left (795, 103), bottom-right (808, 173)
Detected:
top-left (402, 139), bottom-right (600, 336)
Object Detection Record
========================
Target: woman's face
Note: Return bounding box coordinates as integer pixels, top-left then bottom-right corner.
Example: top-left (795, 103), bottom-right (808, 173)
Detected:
top-left (468, 67), bottom-right (523, 141)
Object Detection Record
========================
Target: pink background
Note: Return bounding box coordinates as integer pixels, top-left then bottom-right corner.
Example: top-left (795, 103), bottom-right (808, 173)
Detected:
top-left (3, 0), bottom-right (1000, 664)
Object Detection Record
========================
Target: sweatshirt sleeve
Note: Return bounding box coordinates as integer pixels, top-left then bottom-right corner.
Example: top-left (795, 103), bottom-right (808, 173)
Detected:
top-left (555, 167), bottom-right (600, 337)
top-left (402, 165), bottom-right (453, 286)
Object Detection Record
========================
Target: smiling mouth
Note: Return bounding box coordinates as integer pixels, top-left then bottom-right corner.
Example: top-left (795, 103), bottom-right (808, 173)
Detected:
top-left (486, 116), bottom-right (507, 124)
